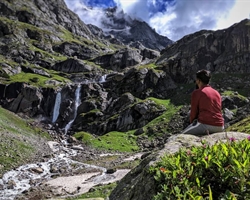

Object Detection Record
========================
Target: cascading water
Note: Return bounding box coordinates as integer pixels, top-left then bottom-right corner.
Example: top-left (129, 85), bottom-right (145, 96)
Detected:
top-left (99, 75), bottom-right (107, 83)
top-left (0, 142), bottom-right (108, 200)
top-left (52, 91), bottom-right (61, 123)
top-left (64, 84), bottom-right (81, 134)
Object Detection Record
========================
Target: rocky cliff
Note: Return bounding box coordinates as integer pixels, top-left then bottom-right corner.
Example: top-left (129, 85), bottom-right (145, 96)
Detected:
top-left (157, 19), bottom-right (250, 83)
top-left (1, 0), bottom-right (250, 199)
top-left (0, 0), bottom-right (250, 141)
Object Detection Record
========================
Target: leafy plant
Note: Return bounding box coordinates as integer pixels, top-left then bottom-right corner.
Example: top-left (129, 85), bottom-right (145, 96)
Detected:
top-left (150, 138), bottom-right (250, 199)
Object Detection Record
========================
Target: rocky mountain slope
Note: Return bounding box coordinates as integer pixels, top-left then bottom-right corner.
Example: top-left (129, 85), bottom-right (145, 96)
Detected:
top-left (1, 0), bottom-right (250, 198)
top-left (97, 7), bottom-right (173, 51)
top-left (0, 0), bottom-right (250, 145)
top-left (0, 0), bottom-right (250, 151)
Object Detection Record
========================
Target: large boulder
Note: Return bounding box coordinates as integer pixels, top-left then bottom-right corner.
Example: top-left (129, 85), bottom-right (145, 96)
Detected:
top-left (7, 84), bottom-right (43, 116)
top-left (109, 132), bottom-right (250, 200)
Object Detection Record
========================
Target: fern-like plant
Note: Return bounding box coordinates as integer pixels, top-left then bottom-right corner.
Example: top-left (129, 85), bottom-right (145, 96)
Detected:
top-left (150, 137), bottom-right (250, 199)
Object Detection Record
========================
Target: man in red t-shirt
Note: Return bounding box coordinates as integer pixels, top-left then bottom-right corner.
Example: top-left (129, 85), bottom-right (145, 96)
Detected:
top-left (182, 69), bottom-right (224, 135)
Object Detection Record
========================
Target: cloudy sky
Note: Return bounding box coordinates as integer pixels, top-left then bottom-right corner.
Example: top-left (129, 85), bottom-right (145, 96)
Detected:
top-left (64, 0), bottom-right (250, 41)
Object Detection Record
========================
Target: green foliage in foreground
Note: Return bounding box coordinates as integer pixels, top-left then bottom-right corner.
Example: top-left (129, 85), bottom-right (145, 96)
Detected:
top-left (73, 131), bottom-right (139, 152)
top-left (150, 138), bottom-right (250, 200)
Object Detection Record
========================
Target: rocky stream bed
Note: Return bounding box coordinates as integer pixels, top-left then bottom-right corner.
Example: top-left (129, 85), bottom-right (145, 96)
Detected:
top-left (0, 133), bottom-right (144, 200)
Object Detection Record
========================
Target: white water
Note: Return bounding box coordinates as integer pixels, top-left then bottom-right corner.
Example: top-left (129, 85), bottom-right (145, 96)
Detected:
top-left (0, 140), bottom-right (135, 200)
top-left (52, 91), bottom-right (61, 123)
top-left (0, 142), bottom-right (108, 200)
top-left (0, 142), bottom-right (78, 200)
top-left (99, 75), bottom-right (107, 83)
top-left (64, 84), bottom-right (81, 134)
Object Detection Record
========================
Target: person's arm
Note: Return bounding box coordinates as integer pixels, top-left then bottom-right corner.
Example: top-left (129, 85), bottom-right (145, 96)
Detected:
top-left (190, 91), bottom-right (199, 123)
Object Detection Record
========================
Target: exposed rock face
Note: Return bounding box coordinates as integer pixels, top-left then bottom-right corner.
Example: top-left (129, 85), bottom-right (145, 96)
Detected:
top-left (93, 48), bottom-right (160, 71)
top-left (1, 1), bottom-right (250, 198)
top-left (157, 19), bottom-right (250, 83)
top-left (109, 132), bottom-right (250, 200)
top-left (104, 67), bottom-right (177, 99)
top-left (52, 58), bottom-right (95, 73)
top-left (0, 0), bottom-right (113, 68)
top-left (0, 0), bottom-right (250, 146)
top-left (8, 84), bottom-right (43, 115)
top-left (0, 0), bottom-right (93, 39)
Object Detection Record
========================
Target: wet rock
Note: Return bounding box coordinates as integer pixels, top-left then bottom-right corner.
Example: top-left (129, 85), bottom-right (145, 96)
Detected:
top-left (134, 128), bottom-right (144, 136)
top-left (223, 108), bottom-right (234, 123)
top-left (31, 167), bottom-right (44, 174)
top-left (67, 136), bottom-right (78, 143)
top-left (7, 180), bottom-right (16, 189)
top-left (50, 165), bottom-right (59, 173)
top-left (106, 168), bottom-right (117, 174)
top-left (71, 146), bottom-right (84, 151)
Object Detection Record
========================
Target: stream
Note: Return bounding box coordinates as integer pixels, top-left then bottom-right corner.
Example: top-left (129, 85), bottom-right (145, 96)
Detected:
top-left (0, 140), bottom-right (135, 200)
top-left (0, 78), bottom-right (138, 199)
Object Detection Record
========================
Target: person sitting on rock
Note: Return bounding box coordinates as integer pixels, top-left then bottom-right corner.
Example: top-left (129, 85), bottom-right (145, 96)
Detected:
top-left (181, 69), bottom-right (224, 135)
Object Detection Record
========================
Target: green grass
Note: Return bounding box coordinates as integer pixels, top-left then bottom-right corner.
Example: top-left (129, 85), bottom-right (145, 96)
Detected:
top-left (8, 71), bottom-right (71, 88)
top-left (143, 98), bottom-right (181, 136)
top-left (226, 116), bottom-right (250, 134)
top-left (222, 90), bottom-right (248, 101)
top-left (73, 131), bottom-right (139, 152)
top-left (29, 41), bottom-right (68, 62)
top-left (0, 106), bottom-right (50, 176)
top-left (137, 63), bottom-right (158, 70)
top-left (66, 183), bottom-right (116, 199)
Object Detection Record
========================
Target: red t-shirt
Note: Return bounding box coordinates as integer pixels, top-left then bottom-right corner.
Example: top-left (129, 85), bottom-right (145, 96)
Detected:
top-left (190, 85), bottom-right (224, 126)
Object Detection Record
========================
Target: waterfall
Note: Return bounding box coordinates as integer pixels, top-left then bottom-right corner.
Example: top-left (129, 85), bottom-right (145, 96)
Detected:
top-left (52, 91), bottom-right (61, 123)
top-left (64, 84), bottom-right (81, 134)
top-left (99, 75), bottom-right (107, 83)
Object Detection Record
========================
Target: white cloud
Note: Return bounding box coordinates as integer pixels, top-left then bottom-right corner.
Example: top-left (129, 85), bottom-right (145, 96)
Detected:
top-left (114, 0), bottom-right (150, 21)
top-left (113, 0), bottom-right (249, 41)
top-left (149, 0), bottom-right (239, 41)
top-left (64, 0), bottom-right (109, 29)
top-left (64, 0), bottom-right (250, 42)
top-left (216, 0), bottom-right (250, 30)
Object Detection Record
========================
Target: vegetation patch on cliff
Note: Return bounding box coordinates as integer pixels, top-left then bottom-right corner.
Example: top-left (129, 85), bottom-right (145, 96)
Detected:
top-left (227, 117), bottom-right (250, 134)
top-left (144, 98), bottom-right (182, 136)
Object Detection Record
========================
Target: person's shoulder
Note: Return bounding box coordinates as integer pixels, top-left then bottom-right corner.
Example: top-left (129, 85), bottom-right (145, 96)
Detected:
top-left (207, 87), bottom-right (221, 95)
top-left (192, 89), bottom-right (201, 96)
top-left (209, 86), bottom-right (220, 92)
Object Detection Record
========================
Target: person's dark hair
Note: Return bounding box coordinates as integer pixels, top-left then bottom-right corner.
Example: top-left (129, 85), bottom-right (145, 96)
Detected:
top-left (196, 69), bottom-right (211, 84)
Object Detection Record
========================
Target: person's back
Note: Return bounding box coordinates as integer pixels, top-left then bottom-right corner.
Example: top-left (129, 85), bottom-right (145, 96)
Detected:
top-left (182, 69), bottom-right (224, 135)
top-left (192, 86), bottom-right (224, 126)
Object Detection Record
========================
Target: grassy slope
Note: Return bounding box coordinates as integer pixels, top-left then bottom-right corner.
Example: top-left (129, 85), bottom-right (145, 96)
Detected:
top-left (0, 106), bottom-right (50, 177)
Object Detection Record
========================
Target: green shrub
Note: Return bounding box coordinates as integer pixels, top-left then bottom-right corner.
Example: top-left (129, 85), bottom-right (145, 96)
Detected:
top-left (150, 137), bottom-right (250, 199)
